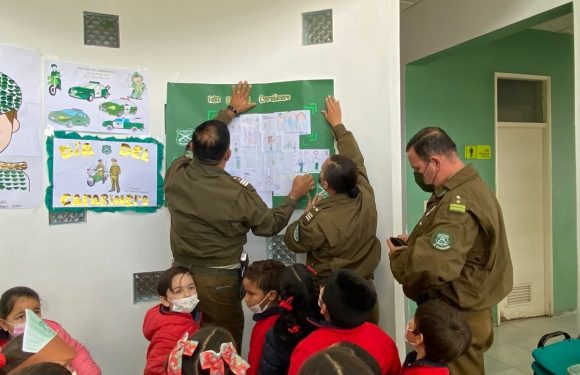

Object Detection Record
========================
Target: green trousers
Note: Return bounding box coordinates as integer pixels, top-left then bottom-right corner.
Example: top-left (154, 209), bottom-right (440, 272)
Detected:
top-left (448, 308), bottom-right (494, 375)
top-left (173, 262), bottom-right (244, 350)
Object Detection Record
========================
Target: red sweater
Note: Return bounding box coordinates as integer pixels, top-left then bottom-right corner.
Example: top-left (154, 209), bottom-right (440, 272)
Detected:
top-left (142, 304), bottom-right (201, 375)
top-left (247, 308), bottom-right (281, 375)
top-left (288, 322), bottom-right (400, 375)
top-left (401, 352), bottom-right (449, 375)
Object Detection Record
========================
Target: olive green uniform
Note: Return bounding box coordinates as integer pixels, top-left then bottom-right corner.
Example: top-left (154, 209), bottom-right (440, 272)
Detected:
top-left (165, 111), bottom-right (298, 347)
top-left (284, 123), bottom-right (381, 319)
top-left (109, 164), bottom-right (121, 192)
top-left (390, 165), bottom-right (513, 375)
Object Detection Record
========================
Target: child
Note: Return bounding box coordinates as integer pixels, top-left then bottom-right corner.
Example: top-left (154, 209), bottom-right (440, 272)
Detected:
top-left (143, 266), bottom-right (201, 375)
top-left (259, 264), bottom-right (323, 375)
top-left (169, 326), bottom-right (249, 375)
top-left (242, 260), bottom-right (285, 375)
top-left (0, 309), bottom-right (77, 375)
top-left (288, 269), bottom-right (400, 375)
top-left (298, 343), bottom-right (380, 375)
top-left (402, 300), bottom-right (471, 374)
top-left (0, 287), bottom-right (100, 375)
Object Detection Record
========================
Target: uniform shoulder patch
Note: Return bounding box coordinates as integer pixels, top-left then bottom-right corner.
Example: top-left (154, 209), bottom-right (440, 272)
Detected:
top-left (431, 230), bottom-right (454, 251)
top-left (302, 206), bottom-right (321, 225)
top-left (449, 194), bottom-right (466, 214)
top-left (232, 176), bottom-right (253, 189)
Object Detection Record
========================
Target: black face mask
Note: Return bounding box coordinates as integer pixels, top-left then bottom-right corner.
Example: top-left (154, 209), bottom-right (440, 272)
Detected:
top-left (413, 171), bottom-right (435, 192)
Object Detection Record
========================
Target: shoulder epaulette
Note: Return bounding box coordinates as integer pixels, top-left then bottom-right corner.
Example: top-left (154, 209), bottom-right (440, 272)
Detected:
top-left (232, 176), bottom-right (252, 188)
top-left (303, 206), bottom-right (321, 225)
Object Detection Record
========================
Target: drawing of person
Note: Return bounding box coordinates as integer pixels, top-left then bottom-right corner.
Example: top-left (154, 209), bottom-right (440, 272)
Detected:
top-left (296, 111), bottom-right (307, 133)
top-left (109, 158), bottom-right (121, 193)
top-left (48, 64), bottom-right (61, 95)
top-left (130, 71), bottom-right (146, 100)
top-left (96, 159), bottom-right (106, 183)
top-left (297, 158), bottom-right (304, 173)
top-left (0, 72), bottom-right (22, 154)
top-left (313, 151), bottom-right (320, 171)
top-left (267, 135), bottom-right (275, 151)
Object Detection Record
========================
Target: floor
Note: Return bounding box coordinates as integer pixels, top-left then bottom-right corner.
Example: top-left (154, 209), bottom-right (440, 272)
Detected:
top-left (485, 311), bottom-right (580, 374)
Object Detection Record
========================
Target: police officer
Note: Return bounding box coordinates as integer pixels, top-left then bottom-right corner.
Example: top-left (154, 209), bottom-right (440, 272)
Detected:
top-left (165, 81), bottom-right (314, 348)
top-left (284, 96), bottom-right (381, 322)
top-left (388, 127), bottom-right (513, 375)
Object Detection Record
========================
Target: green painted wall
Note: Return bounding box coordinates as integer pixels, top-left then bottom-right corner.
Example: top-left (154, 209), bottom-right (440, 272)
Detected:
top-left (405, 29), bottom-right (576, 313)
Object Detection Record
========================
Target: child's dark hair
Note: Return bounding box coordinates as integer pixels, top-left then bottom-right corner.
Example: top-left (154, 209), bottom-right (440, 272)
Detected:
top-left (12, 362), bottom-right (71, 375)
top-left (321, 269), bottom-right (376, 328)
top-left (0, 335), bottom-right (33, 375)
top-left (298, 343), bottom-right (376, 375)
top-left (414, 299), bottom-right (472, 363)
top-left (0, 287), bottom-right (40, 342)
top-left (181, 326), bottom-right (237, 375)
top-left (273, 264), bottom-right (322, 350)
top-left (157, 266), bottom-right (194, 296)
top-left (322, 155), bottom-right (359, 198)
top-left (243, 260), bottom-right (285, 293)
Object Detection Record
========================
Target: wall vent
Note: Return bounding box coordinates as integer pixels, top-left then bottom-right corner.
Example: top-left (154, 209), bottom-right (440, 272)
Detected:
top-left (133, 271), bottom-right (163, 304)
top-left (84, 12), bottom-right (120, 48)
top-left (302, 9), bottom-right (333, 46)
top-left (506, 283), bottom-right (532, 306)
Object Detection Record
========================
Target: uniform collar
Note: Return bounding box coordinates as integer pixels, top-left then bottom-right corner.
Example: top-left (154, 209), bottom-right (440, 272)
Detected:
top-left (316, 192), bottom-right (352, 207)
top-left (252, 306), bottom-right (282, 321)
top-left (188, 158), bottom-right (230, 177)
top-left (433, 164), bottom-right (478, 197)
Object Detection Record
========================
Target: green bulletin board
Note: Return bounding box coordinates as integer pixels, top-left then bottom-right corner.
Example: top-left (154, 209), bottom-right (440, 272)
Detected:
top-left (165, 79), bottom-right (335, 207)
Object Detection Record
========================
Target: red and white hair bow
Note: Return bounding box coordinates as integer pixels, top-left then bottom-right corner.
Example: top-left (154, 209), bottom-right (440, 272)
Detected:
top-left (167, 332), bottom-right (199, 375)
top-left (200, 342), bottom-right (249, 375)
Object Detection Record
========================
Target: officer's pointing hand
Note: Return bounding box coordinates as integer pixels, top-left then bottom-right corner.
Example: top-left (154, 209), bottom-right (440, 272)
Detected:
top-left (289, 174), bottom-right (315, 201)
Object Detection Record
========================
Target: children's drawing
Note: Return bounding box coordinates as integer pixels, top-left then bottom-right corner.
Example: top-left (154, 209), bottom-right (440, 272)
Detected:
top-left (281, 135), bottom-right (299, 152)
top-left (129, 72), bottom-right (146, 100)
top-left (0, 72), bottom-right (22, 154)
top-left (262, 134), bottom-right (281, 152)
top-left (99, 97), bottom-right (138, 117)
top-left (48, 108), bottom-right (90, 128)
top-left (87, 159), bottom-right (108, 187)
top-left (47, 64), bottom-right (61, 96)
top-left (44, 60), bottom-right (150, 135)
top-left (275, 110), bottom-right (311, 135)
top-left (259, 114), bottom-right (276, 134)
top-left (239, 147), bottom-right (262, 169)
top-left (68, 81), bottom-right (111, 101)
top-left (109, 158), bottom-right (121, 192)
top-left (240, 115), bottom-right (261, 148)
top-left (102, 117), bottom-right (145, 132)
top-left (0, 161), bottom-right (29, 192)
top-left (293, 149), bottom-right (329, 173)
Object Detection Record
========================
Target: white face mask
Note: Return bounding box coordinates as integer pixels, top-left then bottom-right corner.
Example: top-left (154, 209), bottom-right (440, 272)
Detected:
top-left (170, 294), bottom-right (199, 313)
top-left (7, 321), bottom-right (26, 337)
top-left (247, 292), bottom-right (272, 314)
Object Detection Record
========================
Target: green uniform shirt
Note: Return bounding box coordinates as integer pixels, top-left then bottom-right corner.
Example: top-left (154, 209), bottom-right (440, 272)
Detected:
top-left (165, 110), bottom-right (298, 267)
top-left (284, 124), bottom-right (381, 279)
top-left (390, 165), bottom-right (513, 311)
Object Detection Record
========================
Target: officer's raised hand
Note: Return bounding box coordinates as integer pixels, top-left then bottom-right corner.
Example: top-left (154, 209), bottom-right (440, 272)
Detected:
top-left (322, 96), bottom-right (342, 127)
top-left (289, 174), bottom-right (315, 201)
top-left (227, 81), bottom-right (256, 118)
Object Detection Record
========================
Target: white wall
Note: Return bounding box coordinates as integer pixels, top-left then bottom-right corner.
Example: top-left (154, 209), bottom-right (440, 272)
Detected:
top-left (401, 0), bottom-right (570, 64)
top-left (0, 0), bottom-right (403, 373)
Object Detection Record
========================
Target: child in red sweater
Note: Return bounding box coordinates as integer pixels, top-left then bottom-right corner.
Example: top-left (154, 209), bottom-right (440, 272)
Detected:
top-left (288, 269), bottom-right (400, 375)
top-left (402, 299), bottom-right (471, 375)
top-left (142, 266), bottom-right (201, 375)
top-left (242, 260), bottom-right (285, 375)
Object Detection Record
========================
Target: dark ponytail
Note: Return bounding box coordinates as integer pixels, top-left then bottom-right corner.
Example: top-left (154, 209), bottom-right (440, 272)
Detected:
top-left (322, 155), bottom-right (359, 198)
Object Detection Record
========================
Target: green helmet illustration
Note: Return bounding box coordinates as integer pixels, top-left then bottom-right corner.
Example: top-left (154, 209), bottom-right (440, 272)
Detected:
top-left (0, 72), bottom-right (22, 116)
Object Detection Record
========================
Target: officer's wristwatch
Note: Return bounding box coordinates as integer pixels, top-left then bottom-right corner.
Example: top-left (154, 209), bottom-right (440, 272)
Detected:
top-left (227, 105), bottom-right (239, 117)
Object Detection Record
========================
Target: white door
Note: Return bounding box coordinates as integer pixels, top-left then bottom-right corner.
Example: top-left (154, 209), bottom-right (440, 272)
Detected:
top-left (497, 126), bottom-right (550, 319)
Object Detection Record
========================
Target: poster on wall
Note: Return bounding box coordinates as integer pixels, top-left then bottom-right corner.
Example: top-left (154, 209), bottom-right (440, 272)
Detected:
top-left (44, 60), bottom-right (150, 135)
top-left (46, 131), bottom-right (164, 212)
top-left (165, 80), bottom-right (335, 208)
top-left (0, 45), bottom-right (43, 209)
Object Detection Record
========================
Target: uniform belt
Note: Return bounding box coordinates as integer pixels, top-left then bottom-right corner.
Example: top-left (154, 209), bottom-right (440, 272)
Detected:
top-left (173, 259), bottom-right (240, 277)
